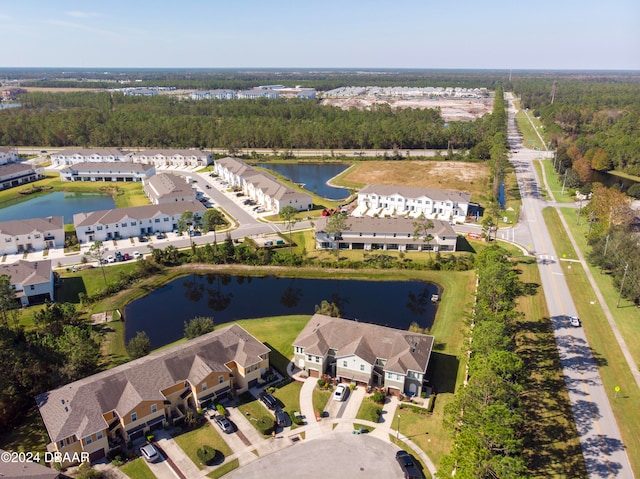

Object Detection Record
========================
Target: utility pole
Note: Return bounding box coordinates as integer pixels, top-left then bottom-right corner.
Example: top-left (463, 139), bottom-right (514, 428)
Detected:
top-left (616, 263), bottom-right (629, 308)
top-left (561, 169), bottom-right (568, 196)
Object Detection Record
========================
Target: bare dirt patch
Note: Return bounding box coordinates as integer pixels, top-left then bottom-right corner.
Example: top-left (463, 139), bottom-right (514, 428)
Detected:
top-left (343, 161), bottom-right (490, 200)
top-left (321, 97), bottom-right (493, 122)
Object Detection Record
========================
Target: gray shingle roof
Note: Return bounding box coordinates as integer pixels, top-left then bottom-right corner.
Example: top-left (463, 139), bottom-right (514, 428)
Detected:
top-left (60, 162), bottom-right (154, 173)
top-left (294, 314), bottom-right (434, 375)
top-left (315, 216), bottom-right (455, 237)
top-left (0, 216), bottom-right (63, 236)
top-left (143, 173), bottom-right (194, 202)
top-left (73, 201), bottom-right (206, 228)
top-left (36, 324), bottom-right (270, 443)
top-left (0, 259), bottom-right (52, 286)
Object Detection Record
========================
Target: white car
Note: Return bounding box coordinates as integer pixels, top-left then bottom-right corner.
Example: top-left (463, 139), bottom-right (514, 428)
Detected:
top-left (333, 383), bottom-right (348, 401)
top-left (569, 316), bottom-right (581, 327)
top-left (106, 255), bottom-right (115, 263)
top-left (133, 251), bottom-right (142, 259)
top-left (140, 443), bottom-right (159, 463)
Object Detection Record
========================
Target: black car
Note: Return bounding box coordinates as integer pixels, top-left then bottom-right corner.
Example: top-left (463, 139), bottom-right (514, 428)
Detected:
top-left (275, 408), bottom-right (288, 427)
top-left (259, 392), bottom-right (278, 410)
top-left (395, 451), bottom-right (425, 479)
top-left (213, 414), bottom-right (234, 434)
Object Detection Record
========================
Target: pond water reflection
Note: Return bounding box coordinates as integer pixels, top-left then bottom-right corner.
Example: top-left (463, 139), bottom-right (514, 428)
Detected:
top-left (1, 191), bottom-right (115, 223)
top-left (257, 163), bottom-right (351, 200)
top-left (124, 274), bottom-right (439, 348)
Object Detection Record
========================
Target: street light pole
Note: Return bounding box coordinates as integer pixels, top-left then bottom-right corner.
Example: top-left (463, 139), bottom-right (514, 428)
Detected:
top-left (561, 169), bottom-right (568, 196)
top-left (616, 263), bottom-right (629, 308)
top-left (397, 414), bottom-right (401, 440)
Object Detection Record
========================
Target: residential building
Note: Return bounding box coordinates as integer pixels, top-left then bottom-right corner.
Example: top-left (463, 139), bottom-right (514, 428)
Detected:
top-left (0, 162), bottom-right (45, 190)
top-left (190, 89), bottom-right (236, 100)
top-left (0, 449), bottom-right (60, 479)
top-left (215, 157), bottom-right (312, 213)
top-left (131, 149), bottom-right (212, 168)
top-left (50, 149), bottom-right (133, 167)
top-left (357, 184), bottom-right (471, 222)
top-left (0, 259), bottom-right (54, 306)
top-left (143, 173), bottom-right (196, 204)
top-left (60, 162), bottom-right (156, 182)
top-left (73, 201), bottom-right (207, 243)
top-left (314, 216), bottom-right (457, 252)
top-left (36, 324), bottom-right (270, 466)
top-left (0, 216), bottom-right (64, 255)
top-left (0, 147), bottom-right (19, 164)
top-left (293, 314), bottom-right (434, 397)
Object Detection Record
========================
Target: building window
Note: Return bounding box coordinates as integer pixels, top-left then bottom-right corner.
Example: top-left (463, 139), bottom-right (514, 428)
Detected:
top-left (202, 383), bottom-right (207, 391)
top-left (151, 404), bottom-right (157, 414)
top-left (97, 226), bottom-right (103, 230)
top-left (308, 355), bottom-right (312, 361)
top-left (131, 221), bottom-right (137, 226)
top-left (164, 217), bottom-right (169, 222)
top-left (219, 375), bottom-right (224, 384)
top-left (343, 360), bottom-right (348, 367)
top-left (122, 223), bottom-right (127, 227)
top-left (131, 413), bottom-right (137, 422)
top-left (360, 364), bottom-right (365, 371)
top-left (84, 435), bottom-right (92, 445)
top-left (96, 431), bottom-right (103, 440)
top-left (155, 218), bottom-right (160, 223)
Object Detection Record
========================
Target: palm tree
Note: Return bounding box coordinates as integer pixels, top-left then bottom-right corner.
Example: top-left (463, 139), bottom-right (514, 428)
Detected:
top-left (412, 214), bottom-right (435, 255)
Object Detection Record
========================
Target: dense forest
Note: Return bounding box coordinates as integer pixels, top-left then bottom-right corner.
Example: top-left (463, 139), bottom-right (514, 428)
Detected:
top-left (1, 92), bottom-right (497, 153)
top-left (515, 78), bottom-right (640, 177)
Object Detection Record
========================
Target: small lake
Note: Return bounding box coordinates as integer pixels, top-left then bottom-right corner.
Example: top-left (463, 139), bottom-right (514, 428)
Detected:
top-left (1, 191), bottom-right (115, 224)
top-left (257, 163), bottom-right (351, 200)
top-left (124, 274), bottom-right (439, 348)
top-left (592, 171), bottom-right (640, 193)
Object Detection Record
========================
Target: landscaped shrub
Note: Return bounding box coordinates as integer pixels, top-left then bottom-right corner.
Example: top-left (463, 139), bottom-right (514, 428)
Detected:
top-left (370, 391), bottom-right (385, 404)
top-left (216, 403), bottom-right (227, 416)
top-left (196, 445), bottom-right (218, 465)
top-left (317, 378), bottom-right (327, 389)
top-left (291, 412), bottom-right (304, 426)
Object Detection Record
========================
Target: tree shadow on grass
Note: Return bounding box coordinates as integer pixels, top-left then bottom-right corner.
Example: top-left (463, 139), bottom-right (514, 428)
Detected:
top-left (427, 352), bottom-right (459, 394)
top-left (263, 342), bottom-right (290, 377)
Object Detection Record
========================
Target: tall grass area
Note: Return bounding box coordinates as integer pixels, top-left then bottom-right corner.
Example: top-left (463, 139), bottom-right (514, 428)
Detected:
top-left (545, 207), bottom-right (640, 477)
top-left (515, 110), bottom-right (546, 151)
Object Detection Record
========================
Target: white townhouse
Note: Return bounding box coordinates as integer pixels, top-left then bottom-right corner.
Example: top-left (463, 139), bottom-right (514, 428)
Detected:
top-left (237, 88), bottom-right (280, 99)
top-left (73, 201), bottom-right (207, 243)
top-left (60, 162), bottom-right (156, 183)
top-left (143, 173), bottom-right (197, 204)
top-left (293, 314), bottom-right (434, 397)
top-left (0, 163), bottom-right (45, 191)
top-left (357, 184), bottom-right (471, 222)
top-left (0, 216), bottom-right (65, 255)
top-left (215, 157), bottom-right (312, 213)
top-left (50, 149), bottom-right (133, 167)
top-left (0, 259), bottom-right (54, 306)
top-left (131, 149), bottom-right (213, 169)
top-left (190, 89), bottom-right (236, 100)
top-left (0, 147), bottom-right (19, 164)
top-left (315, 216), bottom-right (457, 252)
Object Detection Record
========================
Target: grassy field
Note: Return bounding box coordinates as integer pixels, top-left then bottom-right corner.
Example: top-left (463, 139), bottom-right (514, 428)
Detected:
top-left (338, 160), bottom-right (490, 202)
top-left (173, 423), bottom-right (233, 470)
top-left (0, 173), bottom-right (149, 209)
top-left (356, 397), bottom-right (383, 423)
top-left (537, 158), bottom-right (578, 204)
top-left (544, 207), bottom-right (640, 477)
top-left (516, 110), bottom-right (547, 151)
top-left (120, 457), bottom-right (156, 479)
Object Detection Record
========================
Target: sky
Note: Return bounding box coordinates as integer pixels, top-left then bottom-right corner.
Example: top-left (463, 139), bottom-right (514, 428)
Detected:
top-left (2, 0), bottom-right (639, 70)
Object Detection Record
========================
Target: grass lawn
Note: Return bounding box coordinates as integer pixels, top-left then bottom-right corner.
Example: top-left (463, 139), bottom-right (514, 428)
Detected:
top-left (121, 457), bottom-right (156, 479)
top-left (270, 381), bottom-right (302, 428)
top-left (173, 423), bottom-right (233, 470)
top-left (356, 397), bottom-right (383, 423)
top-left (545, 207), bottom-right (640, 477)
top-left (236, 396), bottom-right (274, 437)
top-left (312, 388), bottom-right (332, 416)
top-left (207, 458), bottom-right (240, 478)
top-left (537, 158), bottom-right (576, 204)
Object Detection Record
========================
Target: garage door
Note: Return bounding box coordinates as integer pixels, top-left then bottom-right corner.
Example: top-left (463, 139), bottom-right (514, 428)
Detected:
top-left (128, 429), bottom-right (145, 441)
top-left (89, 448), bottom-right (105, 462)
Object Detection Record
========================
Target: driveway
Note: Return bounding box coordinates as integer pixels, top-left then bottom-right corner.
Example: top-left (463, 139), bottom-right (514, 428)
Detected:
top-left (223, 432), bottom-right (407, 479)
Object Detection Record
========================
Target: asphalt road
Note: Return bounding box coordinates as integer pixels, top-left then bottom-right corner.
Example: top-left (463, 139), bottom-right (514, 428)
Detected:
top-left (505, 94), bottom-right (634, 479)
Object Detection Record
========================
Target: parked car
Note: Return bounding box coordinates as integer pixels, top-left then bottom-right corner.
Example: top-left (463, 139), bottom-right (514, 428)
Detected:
top-left (133, 251), bottom-right (142, 259)
top-left (264, 241), bottom-right (273, 247)
top-left (213, 414), bottom-right (234, 434)
top-left (275, 408), bottom-right (288, 428)
top-left (123, 253), bottom-right (132, 261)
top-left (140, 443), bottom-right (159, 463)
top-left (333, 383), bottom-right (348, 402)
top-left (569, 316), bottom-right (581, 327)
top-left (138, 236), bottom-right (148, 242)
top-left (156, 232), bottom-right (165, 239)
top-left (205, 184), bottom-right (211, 189)
top-left (106, 255), bottom-right (115, 263)
top-left (395, 450), bottom-right (424, 479)
top-left (259, 392), bottom-right (278, 410)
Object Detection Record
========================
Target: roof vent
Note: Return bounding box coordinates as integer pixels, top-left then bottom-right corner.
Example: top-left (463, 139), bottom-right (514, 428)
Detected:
top-left (64, 407), bottom-right (69, 412)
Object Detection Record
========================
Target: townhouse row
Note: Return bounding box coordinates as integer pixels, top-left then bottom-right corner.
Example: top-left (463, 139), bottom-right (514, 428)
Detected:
top-left (36, 315), bottom-right (434, 465)
top-left (50, 148), bottom-right (213, 169)
top-left (214, 156), bottom-right (312, 213)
